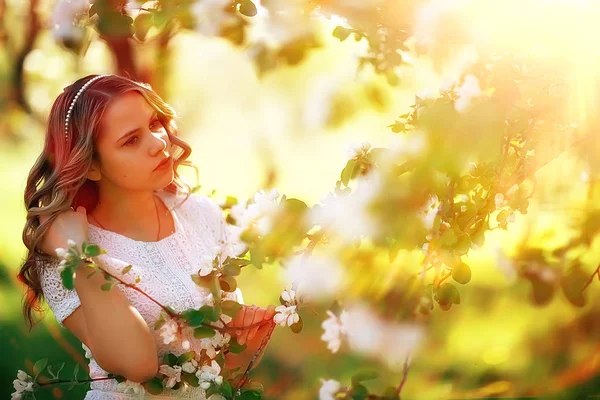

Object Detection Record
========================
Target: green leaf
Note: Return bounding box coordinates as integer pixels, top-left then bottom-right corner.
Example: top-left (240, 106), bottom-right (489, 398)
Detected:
top-left (239, 390), bottom-right (262, 400)
top-left (220, 275), bottom-right (238, 292)
top-left (333, 26), bottom-right (351, 41)
top-left (181, 310), bottom-right (205, 327)
top-left (560, 266), bottom-right (588, 307)
top-left (193, 326), bottom-right (216, 339)
top-left (351, 370), bottom-right (379, 387)
top-left (221, 300), bottom-right (243, 318)
top-left (121, 265), bottom-right (132, 275)
top-left (250, 246), bottom-right (264, 269)
top-left (191, 272), bottom-right (213, 288)
top-left (439, 228), bottom-right (458, 247)
top-left (163, 353), bottom-right (178, 367)
top-left (435, 283), bottom-right (461, 305)
top-left (223, 263), bottom-right (241, 276)
top-left (177, 351), bottom-right (197, 364)
top-left (530, 277), bottom-right (555, 306)
top-left (351, 383), bottom-right (368, 399)
top-left (341, 159), bottom-right (357, 186)
top-left (61, 267), bottom-right (75, 290)
top-left (85, 244), bottom-right (101, 257)
top-left (290, 316), bottom-right (303, 333)
top-left (143, 378), bottom-right (164, 395)
top-left (33, 358), bottom-right (48, 377)
top-left (228, 338), bottom-right (247, 354)
top-left (220, 380), bottom-right (234, 397)
top-left (199, 305), bottom-right (221, 322)
top-left (154, 315), bottom-right (166, 330)
top-left (181, 372), bottom-right (200, 387)
top-left (246, 381), bottom-right (264, 392)
top-left (100, 283), bottom-right (112, 291)
top-left (133, 12), bottom-right (153, 41)
top-left (238, 0), bottom-right (258, 17)
top-left (452, 261), bottom-right (472, 285)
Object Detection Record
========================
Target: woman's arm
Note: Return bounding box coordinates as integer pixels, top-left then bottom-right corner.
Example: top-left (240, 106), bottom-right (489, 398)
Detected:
top-left (66, 263), bottom-right (158, 382)
top-left (40, 207), bottom-right (158, 382)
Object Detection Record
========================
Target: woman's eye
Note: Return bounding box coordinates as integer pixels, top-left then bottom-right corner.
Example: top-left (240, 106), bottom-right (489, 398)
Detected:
top-left (124, 136), bottom-right (138, 146)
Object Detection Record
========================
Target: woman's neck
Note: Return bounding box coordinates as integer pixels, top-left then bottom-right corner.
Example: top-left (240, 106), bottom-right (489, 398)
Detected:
top-left (91, 187), bottom-right (162, 234)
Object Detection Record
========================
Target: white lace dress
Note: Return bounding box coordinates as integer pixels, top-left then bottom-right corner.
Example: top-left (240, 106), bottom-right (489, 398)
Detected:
top-left (39, 190), bottom-right (245, 399)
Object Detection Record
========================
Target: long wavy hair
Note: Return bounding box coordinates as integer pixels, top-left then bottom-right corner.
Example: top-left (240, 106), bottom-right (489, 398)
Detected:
top-left (19, 74), bottom-right (195, 330)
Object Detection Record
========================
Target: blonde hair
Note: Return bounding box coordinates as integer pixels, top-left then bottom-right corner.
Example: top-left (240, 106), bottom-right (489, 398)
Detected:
top-left (19, 74), bottom-right (194, 330)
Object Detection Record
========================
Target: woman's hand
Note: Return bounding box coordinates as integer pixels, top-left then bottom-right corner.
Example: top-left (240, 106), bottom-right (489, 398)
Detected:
top-left (227, 304), bottom-right (276, 346)
top-left (38, 206), bottom-right (89, 256)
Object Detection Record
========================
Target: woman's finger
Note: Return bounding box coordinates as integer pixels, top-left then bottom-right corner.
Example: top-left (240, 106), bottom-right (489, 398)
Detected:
top-left (264, 305), bottom-right (276, 320)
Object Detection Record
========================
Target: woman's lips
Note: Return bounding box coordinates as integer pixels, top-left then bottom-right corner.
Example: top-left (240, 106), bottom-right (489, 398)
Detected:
top-left (154, 156), bottom-right (172, 171)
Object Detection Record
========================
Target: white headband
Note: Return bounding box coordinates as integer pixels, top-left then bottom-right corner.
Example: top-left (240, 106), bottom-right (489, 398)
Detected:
top-left (64, 74), bottom-right (110, 142)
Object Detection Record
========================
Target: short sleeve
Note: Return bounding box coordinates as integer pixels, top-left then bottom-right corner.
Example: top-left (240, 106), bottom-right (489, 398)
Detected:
top-left (199, 195), bottom-right (247, 259)
top-left (39, 260), bottom-right (81, 328)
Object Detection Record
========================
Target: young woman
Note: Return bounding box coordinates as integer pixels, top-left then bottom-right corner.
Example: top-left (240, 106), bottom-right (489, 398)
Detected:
top-left (19, 74), bottom-right (275, 399)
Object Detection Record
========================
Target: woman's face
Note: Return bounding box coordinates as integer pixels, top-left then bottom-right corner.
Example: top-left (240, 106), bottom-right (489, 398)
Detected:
top-left (91, 92), bottom-right (174, 191)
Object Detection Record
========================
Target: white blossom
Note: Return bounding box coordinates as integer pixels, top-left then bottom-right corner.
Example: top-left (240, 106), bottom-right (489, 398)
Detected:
top-left (320, 310), bottom-right (347, 353)
top-left (319, 379), bottom-right (341, 400)
top-left (159, 319), bottom-right (179, 345)
top-left (57, 259), bottom-right (68, 274)
top-left (12, 370), bottom-right (34, 399)
top-left (191, 0), bottom-right (236, 37)
top-left (346, 141), bottom-right (371, 160)
top-left (67, 239), bottom-right (77, 248)
top-left (454, 74), bottom-right (482, 113)
top-left (196, 360), bottom-right (223, 389)
top-left (159, 364), bottom-right (182, 389)
top-left (232, 189), bottom-right (281, 236)
top-left (16, 371), bottom-right (29, 382)
top-left (342, 303), bottom-right (424, 367)
top-left (55, 247), bottom-right (68, 258)
top-left (115, 379), bottom-right (144, 395)
top-left (273, 305), bottom-right (300, 327)
top-left (303, 76), bottom-right (344, 130)
top-left (420, 194), bottom-right (439, 231)
top-left (281, 288), bottom-right (296, 304)
top-left (182, 359), bottom-right (198, 374)
top-left (309, 170), bottom-right (383, 243)
top-left (198, 254), bottom-right (216, 277)
top-left (259, 0), bottom-right (314, 45)
top-left (200, 330), bottom-right (231, 359)
top-left (492, 244), bottom-right (517, 282)
top-left (283, 254), bottom-right (344, 301)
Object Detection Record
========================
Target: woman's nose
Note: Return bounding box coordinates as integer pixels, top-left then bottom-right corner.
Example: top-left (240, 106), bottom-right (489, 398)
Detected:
top-left (149, 131), bottom-right (168, 155)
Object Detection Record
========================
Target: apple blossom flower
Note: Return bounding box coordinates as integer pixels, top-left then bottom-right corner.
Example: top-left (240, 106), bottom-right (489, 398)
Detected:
top-left (191, 0), bottom-right (237, 37)
top-left (274, 305), bottom-right (300, 327)
top-left (182, 358), bottom-right (198, 374)
top-left (12, 369), bottom-right (34, 399)
top-left (283, 254), bottom-right (343, 301)
top-left (320, 310), bottom-right (347, 353)
top-left (159, 364), bottom-right (182, 389)
top-left (196, 360), bottom-right (223, 389)
top-left (115, 379), bottom-right (144, 395)
top-left (346, 141), bottom-right (371, 160)
top-left (319, 379), bottom-right (341, 400)
top-left (159, 319), bottom-right (179, 345)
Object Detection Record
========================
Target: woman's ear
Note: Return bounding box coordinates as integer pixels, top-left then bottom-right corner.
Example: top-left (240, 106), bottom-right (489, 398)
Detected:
top-left (87, 160), bottom-right (102, 181)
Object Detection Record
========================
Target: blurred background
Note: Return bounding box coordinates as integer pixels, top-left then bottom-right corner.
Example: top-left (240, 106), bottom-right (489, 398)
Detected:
top-left (2, 0), bottom-right (600, 398)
